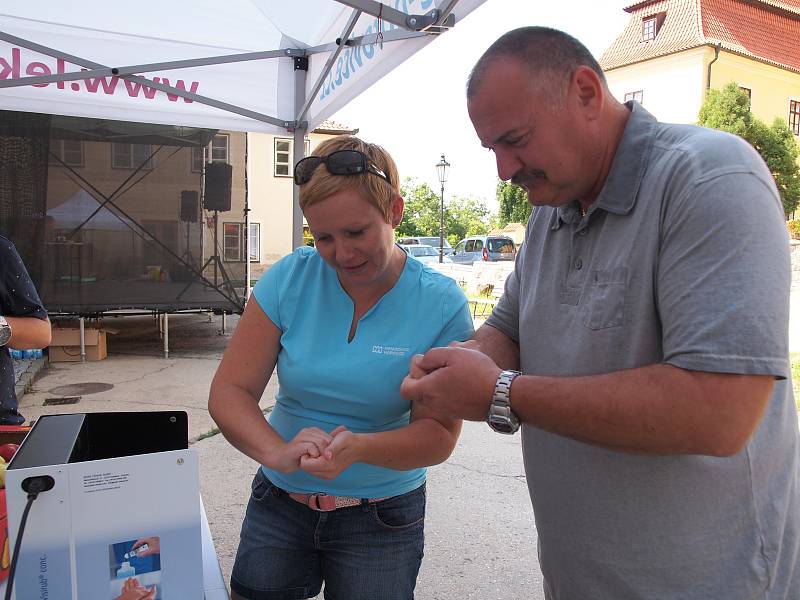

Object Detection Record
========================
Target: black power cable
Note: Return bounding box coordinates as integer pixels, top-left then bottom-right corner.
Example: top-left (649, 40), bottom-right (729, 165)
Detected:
top-left (4, 475), bottom-right (55, 600)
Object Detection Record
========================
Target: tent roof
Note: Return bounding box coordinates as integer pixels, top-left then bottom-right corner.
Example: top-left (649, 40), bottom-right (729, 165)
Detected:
top-left (0, 0), bottom-right (485, 134)
top-left (47, 189), bottom-right (135, 231)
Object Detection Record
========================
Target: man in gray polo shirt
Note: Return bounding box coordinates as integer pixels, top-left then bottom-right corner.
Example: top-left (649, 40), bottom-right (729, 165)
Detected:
top-left (401, 26), bottom-right (799, 599)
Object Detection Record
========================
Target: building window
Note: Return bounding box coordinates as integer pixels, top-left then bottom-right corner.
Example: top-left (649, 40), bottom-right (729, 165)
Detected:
top-left (249, 222), bottom-right (260, 262)
top-left (274, 138), bottom-right (311, 177)
top-left (223, 222), bottom-right (259, 262)
top-left (192, 134), bottom-right (229, 172)
top-left (790, 100), bottom-right (800, 136)
top-left (624, 90), bottom-right (644, 104)
top-left (739, 86), bottom-right (752, 101)
top-left (642, 16), bottom-right (657, 41)
top-left (112, 143), bottom-right (152, 169)
top-left (50, 139), bottom-right (84, 166)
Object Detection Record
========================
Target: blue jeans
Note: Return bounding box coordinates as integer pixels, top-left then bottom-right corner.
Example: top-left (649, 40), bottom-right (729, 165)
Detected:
top-left (231, 469), bottom-right (426, 600)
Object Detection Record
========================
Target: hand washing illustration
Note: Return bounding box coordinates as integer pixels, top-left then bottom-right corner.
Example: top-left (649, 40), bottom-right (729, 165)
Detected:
top-left (109, 536), bottom-right (161, 600)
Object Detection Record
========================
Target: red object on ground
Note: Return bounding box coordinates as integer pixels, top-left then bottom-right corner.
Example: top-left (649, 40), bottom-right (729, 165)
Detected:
top-left (0, 444), bottom-right (18, 463)
top-left (0, 425), bottom-right (31, 583)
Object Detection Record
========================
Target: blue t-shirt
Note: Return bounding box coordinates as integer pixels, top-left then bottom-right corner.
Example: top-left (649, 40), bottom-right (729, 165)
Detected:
top-left (252, 246), bottom-right (473, 498)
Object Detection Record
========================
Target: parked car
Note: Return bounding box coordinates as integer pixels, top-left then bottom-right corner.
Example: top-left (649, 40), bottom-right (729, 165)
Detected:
top-left (399, 243), bottom-right (452, 264)
top-left (451, 235), bottom-right (517, 263)
top-left (397, 236), bottom-right (453, 254)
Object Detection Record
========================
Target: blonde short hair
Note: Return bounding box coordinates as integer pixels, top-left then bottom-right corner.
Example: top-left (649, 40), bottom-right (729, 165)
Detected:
top-left (298, 136), bottom-right (400, 223)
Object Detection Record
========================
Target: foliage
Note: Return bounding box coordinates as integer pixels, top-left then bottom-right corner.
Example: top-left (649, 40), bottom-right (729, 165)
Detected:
top-left (698, 82), bottom-right (800, 216)
top-left (496, 180), bottom-right (532, 227)
top-left (398, 178), bottom-right (494, 247)
top-left (788, 219), bottom-right (800, 240)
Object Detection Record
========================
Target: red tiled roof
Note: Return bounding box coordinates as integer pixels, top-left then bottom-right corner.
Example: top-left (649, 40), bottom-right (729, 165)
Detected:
top-left (312, 119), bottom-right (358, 135)
top-left (601, 0), bottom-right (800, 74)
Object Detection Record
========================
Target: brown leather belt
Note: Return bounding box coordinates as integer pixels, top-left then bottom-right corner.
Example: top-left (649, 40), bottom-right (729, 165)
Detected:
top-left (286, 491), bottom-right (388, 512)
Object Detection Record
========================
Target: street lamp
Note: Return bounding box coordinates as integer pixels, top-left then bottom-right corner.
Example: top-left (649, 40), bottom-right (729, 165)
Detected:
top-left (435, 153), bottom-right (450, 263)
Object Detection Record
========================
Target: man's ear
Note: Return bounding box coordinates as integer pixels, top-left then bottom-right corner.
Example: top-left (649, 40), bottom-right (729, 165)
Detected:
top-left (390, 195), bottom-right (405, 228)
top-left (571, 65), bottom-right (604, 119)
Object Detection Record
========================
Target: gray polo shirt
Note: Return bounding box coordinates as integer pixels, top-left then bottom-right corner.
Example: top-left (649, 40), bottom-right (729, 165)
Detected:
top-left (487, 102), bottom-right (799, 599)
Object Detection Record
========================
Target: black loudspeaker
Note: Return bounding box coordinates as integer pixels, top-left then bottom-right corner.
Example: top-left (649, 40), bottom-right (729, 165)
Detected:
top-left (180, 190), bottom-right (198, 222)
top-left (204, 162), bottom-right (232, 212)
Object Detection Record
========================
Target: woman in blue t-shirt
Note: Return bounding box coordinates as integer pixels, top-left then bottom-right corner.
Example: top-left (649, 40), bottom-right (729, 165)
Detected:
top-left (209, 136), bottom-right (474, 600)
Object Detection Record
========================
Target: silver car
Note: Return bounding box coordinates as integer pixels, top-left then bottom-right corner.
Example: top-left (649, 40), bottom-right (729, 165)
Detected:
top-left (397, 236), bottom-right (453, 255)
top-left (451, 235), bottom-right (517, 263)
top-left (400, 243), bottom-right (452, 264)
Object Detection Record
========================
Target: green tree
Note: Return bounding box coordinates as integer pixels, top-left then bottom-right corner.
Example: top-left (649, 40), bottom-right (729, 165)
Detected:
top-left (443, 196), bottom-right (493, 246)
top-left (397, 178), bottom-right (441, 238)
top-left (698, 82), bottom-right (800, 216)
top-left (496, 180), bottom-right (532, 227)
top-left (398, 178), bottom-right (494, 246)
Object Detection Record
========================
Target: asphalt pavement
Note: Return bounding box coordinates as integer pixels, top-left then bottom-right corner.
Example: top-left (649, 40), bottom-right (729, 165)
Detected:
top-left (17, 312), bottom-right (543, 600)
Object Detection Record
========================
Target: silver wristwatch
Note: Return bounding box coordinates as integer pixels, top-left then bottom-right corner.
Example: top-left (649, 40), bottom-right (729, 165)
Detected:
top-left (0, 316), bottom-right (11, 347)
top-left (487, 370), bottom-right (521, 434)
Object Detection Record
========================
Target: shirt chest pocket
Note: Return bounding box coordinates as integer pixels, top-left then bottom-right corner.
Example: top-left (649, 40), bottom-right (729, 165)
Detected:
top-left (581, 266), bottom-right (628, 330)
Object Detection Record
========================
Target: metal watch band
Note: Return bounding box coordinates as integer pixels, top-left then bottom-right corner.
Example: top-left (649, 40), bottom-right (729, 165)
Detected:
top-left (487, 369), bottom-right (521, 434)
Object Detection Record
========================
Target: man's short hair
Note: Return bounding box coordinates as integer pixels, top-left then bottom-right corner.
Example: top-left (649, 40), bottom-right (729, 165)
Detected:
top-left (467, 26), bottom-right (606, 103)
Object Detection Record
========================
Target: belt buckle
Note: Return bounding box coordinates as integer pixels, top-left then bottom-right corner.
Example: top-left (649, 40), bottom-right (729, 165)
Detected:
top-left (308, 493), bottom-right (337, 512)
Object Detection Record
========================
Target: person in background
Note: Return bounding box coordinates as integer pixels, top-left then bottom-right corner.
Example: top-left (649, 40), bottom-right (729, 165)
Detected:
top-left (0, 235), bottom-right (51, 425)
top-left (209, 135), bottom-right (473, 600)
top-left (401, 26), bottom-right (800, 599)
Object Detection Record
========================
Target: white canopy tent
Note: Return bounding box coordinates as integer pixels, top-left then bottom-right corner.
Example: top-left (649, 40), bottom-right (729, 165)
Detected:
top-left (0, 0), bottom-right (487, 278)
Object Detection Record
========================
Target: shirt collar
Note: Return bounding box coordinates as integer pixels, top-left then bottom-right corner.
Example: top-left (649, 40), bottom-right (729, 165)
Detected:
top-left (552, 101), bottom-right (657, 230)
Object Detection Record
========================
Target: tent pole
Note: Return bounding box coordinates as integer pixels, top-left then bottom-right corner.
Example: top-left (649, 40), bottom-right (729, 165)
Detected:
top-left (292, 58), bottom-right (308, 250)
top-left (296, 9), bottom-right (361, 125)
top-left (245, 133), bottom-right (252, 301)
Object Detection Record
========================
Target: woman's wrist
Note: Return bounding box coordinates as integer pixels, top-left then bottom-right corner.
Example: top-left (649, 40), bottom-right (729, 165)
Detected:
top-left (260, 440), bottom-right (288, 472)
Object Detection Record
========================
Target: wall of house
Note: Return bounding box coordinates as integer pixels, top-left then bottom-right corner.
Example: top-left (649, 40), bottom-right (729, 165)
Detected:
top-left (710, 52), bottom-right (800, 127)
top-left (605, 47), bottom-right (708, 123)
top-left (247, 130), bottom-right (342, 277)
top-left (247, 131), bottom-right (295, 272)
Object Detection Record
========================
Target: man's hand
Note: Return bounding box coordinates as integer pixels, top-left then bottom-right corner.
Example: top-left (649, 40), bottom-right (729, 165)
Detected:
top-left (401, 347), bottom-right (502, 421)
top-left (300, 426), bottom-right (359, 480)
top-left (273, 427), bottom-right (334, 473)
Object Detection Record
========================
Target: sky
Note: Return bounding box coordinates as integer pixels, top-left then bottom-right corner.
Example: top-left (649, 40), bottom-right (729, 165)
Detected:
top-left (332, 0), bottom-right (632, 211)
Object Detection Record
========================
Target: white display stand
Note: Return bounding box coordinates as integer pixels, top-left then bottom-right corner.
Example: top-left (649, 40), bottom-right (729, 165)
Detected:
top-left (0, 412), bottom-right (229, 600)
top-left (0, 496), bottom-right (228, 599)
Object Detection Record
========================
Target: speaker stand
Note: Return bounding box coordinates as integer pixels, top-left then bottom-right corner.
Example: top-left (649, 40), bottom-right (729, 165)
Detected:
top-left (180, 219), bottom-right (196, 266)
top-left (176, 210), bottom-right (238, 302)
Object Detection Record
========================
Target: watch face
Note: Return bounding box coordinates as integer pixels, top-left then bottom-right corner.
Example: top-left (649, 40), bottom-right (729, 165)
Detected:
top-left (0, 321), bottom-right (10, 346)
top-left (488, 413), bottom-right (520, 435)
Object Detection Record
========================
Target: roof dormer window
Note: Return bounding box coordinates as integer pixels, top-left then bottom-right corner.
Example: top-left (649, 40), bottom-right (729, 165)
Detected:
top-left (641, 12), bottom-right (666, 42)
top-left (642, 16), bottom-right (657, 41)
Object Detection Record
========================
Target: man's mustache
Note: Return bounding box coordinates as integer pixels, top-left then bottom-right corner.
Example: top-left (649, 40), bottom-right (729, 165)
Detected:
top-left (512, 169), bottom-right (547, 187)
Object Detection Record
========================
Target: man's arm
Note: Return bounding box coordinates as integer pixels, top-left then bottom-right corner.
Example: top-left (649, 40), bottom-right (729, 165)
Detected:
top-left (5, 315), bottom-right (51, 350)
top-left (401, 346), bottom-right (772, 457)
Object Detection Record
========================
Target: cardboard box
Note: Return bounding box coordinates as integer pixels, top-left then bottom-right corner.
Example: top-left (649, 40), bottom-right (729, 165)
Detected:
top-left (49, 327), bottom-right (107, 362)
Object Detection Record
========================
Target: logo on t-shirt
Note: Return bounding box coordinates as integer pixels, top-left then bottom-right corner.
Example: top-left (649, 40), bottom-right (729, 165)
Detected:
top-left (371, 345), bottom-right (410, 357)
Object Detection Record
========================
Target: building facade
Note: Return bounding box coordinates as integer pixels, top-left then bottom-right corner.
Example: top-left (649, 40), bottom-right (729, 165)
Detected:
top-left (599, 0), bottom-right (800, 131)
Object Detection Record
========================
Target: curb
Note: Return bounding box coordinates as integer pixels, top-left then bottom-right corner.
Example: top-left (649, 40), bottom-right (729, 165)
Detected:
top-left (13, 357), bottom-right (48, 400)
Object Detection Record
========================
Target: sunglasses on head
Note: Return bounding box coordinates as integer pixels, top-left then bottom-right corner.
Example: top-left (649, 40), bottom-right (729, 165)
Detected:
top-left (294, 149), bottom-right (392, 187)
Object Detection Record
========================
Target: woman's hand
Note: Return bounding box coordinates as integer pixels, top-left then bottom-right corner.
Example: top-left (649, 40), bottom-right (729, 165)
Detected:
top-left (299, 426), bottom-right (359, 480)
top-left (272, 427), bottom-right (334, 473)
